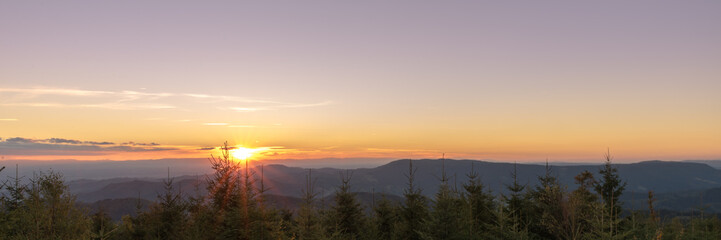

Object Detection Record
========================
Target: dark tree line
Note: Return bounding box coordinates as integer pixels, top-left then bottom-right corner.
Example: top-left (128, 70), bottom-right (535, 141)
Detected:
top-left (2, 146), bottom-right (721, 239)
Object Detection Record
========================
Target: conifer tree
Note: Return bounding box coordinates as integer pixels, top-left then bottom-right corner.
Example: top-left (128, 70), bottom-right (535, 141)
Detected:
top-left (503, 162), bottom-right (532, 238)
top-left (328, 170), bottom-right (365, 239)
top-left (531, 160), bottom-right (564, 239)
top-left (185, 176), bottom-right (214, 240)
top-left (253, 164), bottom-right (282, 240)
top-left (22, 171), bottom-right (91, 239)
top-left (462, 162), bottom-right (495, 238)
top-left (372, 194), bottom-right (397, 240)
top-left (145, 170), bottom-right (188, 239)
top-left (594, 149), bottom-right (626, 237)
top-left (206, 141), bottom-right (240, 231)
top-left (89, 209), bottom-right (116, 240)
top-left (395, 159), bottom-right (429, 240)
top-left (428, 158), bottom-right (464, 240)
top-left (560, 170), bottom-right (598, 240)
top-left (295, 169), bottom-right (324, 240)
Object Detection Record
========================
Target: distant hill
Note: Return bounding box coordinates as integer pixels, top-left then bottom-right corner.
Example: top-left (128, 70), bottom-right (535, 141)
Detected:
top-left (686, 160), bottom-right (721, 169)
top-left (0, 157), bottom-right (393, 180)
top-left (63, 159), bottom-right (721, 217)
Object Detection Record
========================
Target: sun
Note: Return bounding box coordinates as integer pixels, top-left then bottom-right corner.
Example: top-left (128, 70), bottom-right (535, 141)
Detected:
top-left (231, 147), bottom-right (258, 160)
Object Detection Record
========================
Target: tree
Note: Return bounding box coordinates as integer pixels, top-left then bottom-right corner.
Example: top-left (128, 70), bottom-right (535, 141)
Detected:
top-left (371, 195), bottom-right (397, 240)
top-left (565, 170), bottom-right (599, 240)
top-left (502, 162), bottom-right (532, 239)
top-left (144, 171), bottom-right (188, 239)
top-left (395, 159), bottom-right (429, 240)
top-left (328, 170), bottom-right (365, 239)
top-left (594, 149), bottom-right (626, 237)
top-left (294, 169), bottom-right (324, 240)
top-left (530, 160), bottom-right (564, 239)
top-left (89, 209), bottom-right (116, 240)
top-left (21, 171), bottom-right (91, 239)
top-left (462, 162), bottom-right (495, 238)
top-left (428, 158), bottom-right (464, 240)
top-left (206, 142), bottom-right (240, 222)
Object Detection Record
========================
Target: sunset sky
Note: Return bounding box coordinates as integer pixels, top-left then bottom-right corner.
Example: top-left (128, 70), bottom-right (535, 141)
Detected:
top-left (1, 1), bottom-right (719, 163)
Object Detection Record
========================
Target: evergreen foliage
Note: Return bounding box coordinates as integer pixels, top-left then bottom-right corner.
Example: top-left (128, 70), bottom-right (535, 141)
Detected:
top-left (371, 195), bottom-right (397, 240)
top-left (462, 162), bottom-right (495, 238)
top-left (594, 149), bottom-right (627, 237)
top-left (3, 147), bottom-right (721, 239)
top-left (395, 159), bottom-right (429, 240)
top-left (328, 170), bottom-right (365, 239)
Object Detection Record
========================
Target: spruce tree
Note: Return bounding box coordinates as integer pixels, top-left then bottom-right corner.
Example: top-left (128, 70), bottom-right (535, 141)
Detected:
top-left (146, 170), bottom-right (188, 239)
top-left (89, 209), bottom-right (116, 240)
top-left (462, 162), bottom-right (495, 238)
top-left (22, 171), bottom-right (91, 239)
top-left (565, 170), bottom-right (599, 240)
top-left (328, 170), bottom-right (365, 239)
top-left (372, 195), bottom-right (397, 240)
top-left (428, 158), bottom-right (464, 240)
top-left (295, 169), bottom-right (324, 240)
top-left (395, 159), bottom-right (429, 240)
top-left (594, 149), bottom-right (626, 237)
top-left (503, 162), bottom-right (532, 239)
top-left (530, 160), bottom-right (564, 239)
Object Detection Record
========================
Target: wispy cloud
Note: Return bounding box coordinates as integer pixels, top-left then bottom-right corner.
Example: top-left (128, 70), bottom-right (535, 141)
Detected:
top-left (228, 125), bottom-right (255, 128)
top-left (229, 107), bottom-right (264, 112)
top-left (0, 118), bottom-right (18, 121)
top-left (0, 87), bottom-right (332, 112)
top-left (203, 123), bottom-right (228, 126)
top-left (0, 137), bottom-right (178, 156)
top-left (0, 88), bottom-right (113, 96)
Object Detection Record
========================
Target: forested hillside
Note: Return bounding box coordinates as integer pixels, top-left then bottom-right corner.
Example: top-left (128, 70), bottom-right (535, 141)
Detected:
top-left (2, 149), bottom-right (721, 239)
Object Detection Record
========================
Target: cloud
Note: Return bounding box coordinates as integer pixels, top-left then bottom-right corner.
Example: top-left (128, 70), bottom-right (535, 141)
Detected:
top-left (121, 141), bottom-right (160, 146)
top-left (197, 147), bottom-right (216, 151)
top-left (203, 123), bottom-right (228, 126)
top-left (47, 138), bottom-right (83, 144)
top-left (0, 118), bottom-right (18, 121)
top-left (104, 146), bottom-right (176, 152)
top-left (230, 107), bottom-right (263, 112)
top-left (227, 101), bottom-right (333, 113)
top-left (5, 137), bottom-right (34, 144)
top-left (0, 87), bottom-right (332, 112)
top-left (0, 137), bottom-right (177, 156)
top-left (0, 88), bottom-right (112, 96)
top-left (84, 141), bottom-right (114, 145)
top-left (280, 101), bottom-right (334, 109)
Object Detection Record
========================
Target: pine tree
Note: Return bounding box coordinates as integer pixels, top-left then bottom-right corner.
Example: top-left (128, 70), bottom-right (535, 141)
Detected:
top-left (328, 170), bottom-right (365, 239)
top-left (145, 170), bottom-right (188, 239)
top-left (185, 176), bottom-right (214, 240)
top-left (503, 162), bottom-right (532, 239)
top-left (395, 159), bottom-right (429, 240)
top-left (253, 164), bottom-right (282, 240)
top-left (372, 194), bottom-right (397, 240)
top-left (90, 209), bottom-right (116, 240)
top-left (562, 170), bottom-right (599, 240)
top-left (462, 162), bottom-right (495, 238)
top-left (428, 158), bottom-right (464, 240)
top-left (206, 142), bottom-right (240, 229)
top-left (530, 160), bottom-right (564, 239)
top-left (0, 164), bottom-right (25, 236)
top-left (22, 171), bottom-right (91, 239)
top-left (594, 149), bottom-right (626, 237)
top-left (295, 169), bottom-right (324, 240)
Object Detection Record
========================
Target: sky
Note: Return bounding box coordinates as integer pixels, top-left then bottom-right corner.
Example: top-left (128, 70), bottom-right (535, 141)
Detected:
top-left (1, 1), bottom-right (720, 164)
